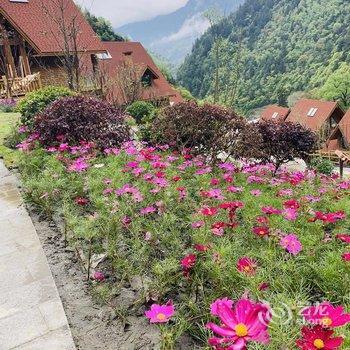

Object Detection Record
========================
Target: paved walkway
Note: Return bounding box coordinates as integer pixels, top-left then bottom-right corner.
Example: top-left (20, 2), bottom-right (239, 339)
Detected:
top-left (0, 161), bottom-right (76, 350)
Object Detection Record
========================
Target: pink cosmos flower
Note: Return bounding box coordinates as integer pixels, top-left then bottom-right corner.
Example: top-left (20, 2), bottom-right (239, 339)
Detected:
top-left (302, 302), bottom-right (350, 328)
top-left (237, 257), bottom-right (257, 275)
top-left (210, 298), bottom-right (233, 316)
top-left (250, 189), bottom-right (262, 196)
top-left (210, 178), bottom-right (220, 186)
top-left (206, 298), bottom-right (270, 349)
top-left (227, 186), bottom-right (243, 193)
top-left (68, 158), bottom-right (89, 172)
top-left (211, 222), bottom-right (226, 236)
top-left (256, 216), bottom-right (269, 224)
top-left (93, 271), bottom-right (105, 282)
top-left (145, 302), bottom-right (175, 323)
top-left (140, 206), bottom-right (157, 215)
top-left (280, 234), bottom-right (302, 255)
top-left (296, 325), bottom-right (343, 350)
top-left (342, 252), bottom-right (350, 262)
top-left (262, 206), bottom-right (282, 215)
top-left (192, 221), bottom-right (205, 229)
top-left (194, 244), bottom-right (210, 252)
top-left (277, 189), bottom-right (293, 197)
top-left (283, 208), bottom-right (298, 221)
top-left (336, 234), bottom-right (350, 244)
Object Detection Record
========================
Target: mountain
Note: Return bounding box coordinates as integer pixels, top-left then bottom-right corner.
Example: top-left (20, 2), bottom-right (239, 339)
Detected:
top-left (177, 0), bottom-right (350, 115)
top-left (117, 0), bottom-right (245, 66)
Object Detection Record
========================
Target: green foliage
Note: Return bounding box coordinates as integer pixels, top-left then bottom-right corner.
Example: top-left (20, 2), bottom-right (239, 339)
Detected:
top-left (126, 101), bottom-right (155, 124)
top-left (0, 112), bottom-right (20, 167)
top-left (84, 10), bottom-right (124, 42)
top-left (309, 157), bottom-right (335, 176)
top-left (17, 86), bottom-right (75, 126)
top-left (176, 87), bottom-right (196, 101)
top-left (178, 0), bottom-right (350, 115)
top-left (313, 63), bottom-right (350, 110)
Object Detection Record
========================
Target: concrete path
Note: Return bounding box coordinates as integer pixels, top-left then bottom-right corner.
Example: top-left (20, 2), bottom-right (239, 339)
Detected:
top-left (0, 161), bottom-right (76, 350)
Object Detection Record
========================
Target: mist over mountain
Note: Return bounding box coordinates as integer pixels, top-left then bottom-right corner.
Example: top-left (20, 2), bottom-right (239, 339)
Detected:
top-left (117, 0), bottom-right (245, 66)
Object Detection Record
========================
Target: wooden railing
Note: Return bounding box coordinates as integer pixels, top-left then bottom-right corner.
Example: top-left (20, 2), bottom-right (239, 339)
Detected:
top-left (0, 72), bottom-right (42, 98)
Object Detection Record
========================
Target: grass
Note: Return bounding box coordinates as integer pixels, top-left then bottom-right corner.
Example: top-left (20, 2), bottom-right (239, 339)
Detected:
top-left (0, 112), bottom-right (20, 167)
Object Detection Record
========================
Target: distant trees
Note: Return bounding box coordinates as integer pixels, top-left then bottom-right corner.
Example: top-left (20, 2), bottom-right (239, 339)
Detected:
top-left (315, 63), bottom-right (350, 110)
top-left (84, 10), bottom-right (124, 42)
top-left (178, 0), bottom-right (350, 116)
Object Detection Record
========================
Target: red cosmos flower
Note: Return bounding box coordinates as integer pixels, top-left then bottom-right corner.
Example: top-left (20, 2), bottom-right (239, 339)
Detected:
top-left (261, 206), bottom-right (282, 215)
top-left (342, 252), bottom-right (350, 261)
top-left (313, 211), bottom-right (346, 224)
top-left (296, 325), bottom-right (343, 350)
top-left (172, 176), bottom-right (181, 182)
top-left (256, 216), bottom-right (269, 224)
top-left (211, 222), bottom-right (226, 236)
top-left (75, 197), bottom-right (89, 206)
top-left (283, 199), bottom-right (300, 209)
top-left (194, 244), bottom-right (210, 252)
top-left (302, 302), bottom-right (350, 328)
top-left (253, 226), bottom-right (269, 237)
top-left (181, 254), bottom-right (196, 271)
top-left (258, 282), bottom-right (270, 291)
top-left (200, 207), bottom-right (218, 217)
top-left (210, 178), bottom-right (220, 186)
top-left (219, 201), bottom-right (244, 210)
top-left (336, 234), bottom-right (350, 244)
top-left (237, 257), bottom-right (257, 275)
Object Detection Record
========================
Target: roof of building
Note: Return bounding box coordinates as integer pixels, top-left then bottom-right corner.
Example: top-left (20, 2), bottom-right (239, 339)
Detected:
top-left (328, 109), bottom-right (350, 146)
top-left (260, 105), bottom-right (290, 121)
top-left (286, 99), bottom-right (344, 131)
top-left (99, 41), bottom-right (183, 104)
top-left (0, 0), bottom-right (104, 55)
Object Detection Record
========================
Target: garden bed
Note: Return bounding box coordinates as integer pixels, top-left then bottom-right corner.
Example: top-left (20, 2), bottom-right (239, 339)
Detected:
top-left (18, 141), bottom-right (350, 349)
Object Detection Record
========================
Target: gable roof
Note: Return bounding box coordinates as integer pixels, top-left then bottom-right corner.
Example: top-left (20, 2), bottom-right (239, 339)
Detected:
top-left (260, 105), bottom-right (290, 121)
top-left (99, 41), bottom-right (183, 104)
top-left (0, 0), bottom-right (104, 55)
top-left (286, 99), bottom-right (344, 131)
top-left (328, 109), bottom-right (350, 148)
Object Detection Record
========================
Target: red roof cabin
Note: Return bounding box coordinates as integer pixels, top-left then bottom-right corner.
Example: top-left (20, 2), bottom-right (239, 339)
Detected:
top-left (98, 41), bottom-right (183, 106)
top-left (286, 99), bottom-right (344, 140)
top-left (0, 0), bottom-right (105, 96)
top-left (326, 110), bottom-right (350, 150)
top-left (260, 105), bottom-right (290, 121)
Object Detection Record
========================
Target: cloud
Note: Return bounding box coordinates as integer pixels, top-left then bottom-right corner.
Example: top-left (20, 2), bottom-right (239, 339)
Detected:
top-left (75, 0), bottom-right (189, 27)
top-left (157, 13), bottom-right (210, 44)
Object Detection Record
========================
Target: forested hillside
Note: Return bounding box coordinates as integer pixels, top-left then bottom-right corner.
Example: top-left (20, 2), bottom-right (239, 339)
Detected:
top-left (177, 0), bottom-right (350, 115)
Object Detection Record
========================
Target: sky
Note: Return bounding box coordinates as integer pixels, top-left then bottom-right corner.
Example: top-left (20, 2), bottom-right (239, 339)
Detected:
top-left (75, 0), bottom-right (189, 28)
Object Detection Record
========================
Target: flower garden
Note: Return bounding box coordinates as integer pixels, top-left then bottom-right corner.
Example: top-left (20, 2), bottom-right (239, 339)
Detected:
top-left (8, 90), bottom-right (350, 349)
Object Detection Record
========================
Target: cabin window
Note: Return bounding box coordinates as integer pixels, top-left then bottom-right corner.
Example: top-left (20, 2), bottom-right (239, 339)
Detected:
top-left (307, 108), bottom-right (318, 117)
top-left (271, 112), bottom-right (279, 119)
top-left (96, 51), bottom-right (112, 60)
top-left (123, 51), bottom-right (132, 56)
top-left (141, 71), bottom-right (153, 87)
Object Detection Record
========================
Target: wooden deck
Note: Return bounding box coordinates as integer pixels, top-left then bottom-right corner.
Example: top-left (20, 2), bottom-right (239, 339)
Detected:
top-left (312, 149), bottom-right (350, 178)
top-left (0, 73), bottom-right (42, 98)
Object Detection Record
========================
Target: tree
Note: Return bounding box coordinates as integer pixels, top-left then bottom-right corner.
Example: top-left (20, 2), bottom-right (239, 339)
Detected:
top-left (255, 120), bottom-right (318, 173)
top-left (315, 63), bottom-right (350, 110)
top-left (83, 10), bottom-right (124, 42)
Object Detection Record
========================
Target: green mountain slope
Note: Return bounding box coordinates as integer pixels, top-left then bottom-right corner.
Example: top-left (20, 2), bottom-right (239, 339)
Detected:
top-left (177, 0), bottom-right (350, 115)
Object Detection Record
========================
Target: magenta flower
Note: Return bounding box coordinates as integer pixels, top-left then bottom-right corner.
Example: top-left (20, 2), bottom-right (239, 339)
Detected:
top-left (342, 252), bottom-right (350, 262)
top-left (280, 234), bottom-right (302, 255)
top-left (237, 257), bottom-right (257, 275)
top-left (92, 271), bottom-right (105, 282)
top-left (302, 302), bottom-right (350, 328)
top-left (140, 206), bottom-right (157, 215)
top-left (192, 221), bottom-right (205, 229)
top-left (262, 206), bottom-right (282, 215)
top-left (68, 158), bottom-right (89, 172)
top-left (145, 302), bottom-right (175, 323)
top-left (210, 298), bottom-right (233, 316)
top-left (283, 208), bottom-right (298, 221)
top-left (206, 298), bottom-right (270, 349)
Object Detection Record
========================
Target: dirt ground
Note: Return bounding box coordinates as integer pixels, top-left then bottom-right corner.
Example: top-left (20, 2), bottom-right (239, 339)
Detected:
top-left (28, 206), bottom-right (162, 350)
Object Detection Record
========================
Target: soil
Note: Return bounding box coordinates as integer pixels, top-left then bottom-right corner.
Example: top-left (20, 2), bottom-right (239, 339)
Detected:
top-left (28, 206), bottom-right (162, 350)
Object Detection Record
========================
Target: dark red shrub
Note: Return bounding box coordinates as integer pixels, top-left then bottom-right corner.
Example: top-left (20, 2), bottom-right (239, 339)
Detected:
top-left (34, 96), bottom-right (130, 148)
top-left (151, 101), bottom-right (247, 160)
top-left (256, 120), bottom-right (318, 172)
